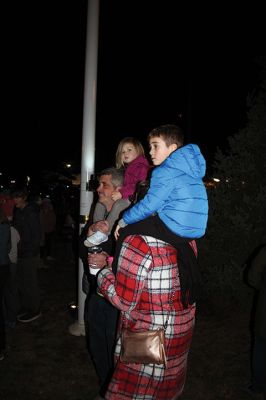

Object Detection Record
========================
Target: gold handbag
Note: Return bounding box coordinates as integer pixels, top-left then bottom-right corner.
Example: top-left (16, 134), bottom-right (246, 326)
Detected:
top-left (120, 327), bottom-right (167, 366)
top-left (119, 264), bottom-right (178, 367)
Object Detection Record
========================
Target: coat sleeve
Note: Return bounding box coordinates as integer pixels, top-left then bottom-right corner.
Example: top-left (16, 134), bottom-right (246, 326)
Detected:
top-left (120, 163), bottom-right (150, 200)
top-left (122, 165), bottom-right (176, 224)
top-left (97, 235), bottom-right (151, 312)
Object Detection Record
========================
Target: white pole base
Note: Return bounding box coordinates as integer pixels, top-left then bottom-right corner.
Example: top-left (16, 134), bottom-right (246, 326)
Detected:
top-left (68, 321), bottom-right (86, 337)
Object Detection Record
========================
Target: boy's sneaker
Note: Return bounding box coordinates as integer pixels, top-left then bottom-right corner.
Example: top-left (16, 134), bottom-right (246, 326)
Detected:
top-left (17, 311), bottom-right (41, 323)
top-left (84, 231), bottom-right (108, 247)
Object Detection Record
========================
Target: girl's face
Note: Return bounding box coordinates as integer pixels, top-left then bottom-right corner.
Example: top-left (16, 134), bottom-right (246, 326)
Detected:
top-left (121, 143), bottom-right (139, 165)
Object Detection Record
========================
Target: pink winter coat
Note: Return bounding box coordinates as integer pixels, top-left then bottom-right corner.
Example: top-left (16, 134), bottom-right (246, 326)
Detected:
top-left (119, 155), bottom-right (150, 200)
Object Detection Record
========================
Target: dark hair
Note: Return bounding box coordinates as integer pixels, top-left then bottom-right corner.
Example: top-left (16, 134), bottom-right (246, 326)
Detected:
top-left (148, 124), bottom-right (184, 148)
top-left (11, 188), bottom-right (28, 199)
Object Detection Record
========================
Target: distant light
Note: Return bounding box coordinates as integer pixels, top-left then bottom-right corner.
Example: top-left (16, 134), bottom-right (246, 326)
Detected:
top-left (27, 176), bottom-right (31, 183)
top-left (213, 178), bottom-right (220, 182)
top-left (0, 172), bottom-right (2, 176)
top-left (66, 164), bottom-right (71, 168)
top-left (10, 180), bottom-right (16, 184)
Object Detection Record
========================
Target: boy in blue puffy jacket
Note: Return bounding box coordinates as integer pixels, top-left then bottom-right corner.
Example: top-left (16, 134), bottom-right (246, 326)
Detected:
top-left (115, 124), bottom-right (208, 239)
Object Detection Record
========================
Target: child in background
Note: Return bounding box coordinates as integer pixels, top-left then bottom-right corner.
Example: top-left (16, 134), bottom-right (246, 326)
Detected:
top-left (85, 137), bottom-right (150, 247)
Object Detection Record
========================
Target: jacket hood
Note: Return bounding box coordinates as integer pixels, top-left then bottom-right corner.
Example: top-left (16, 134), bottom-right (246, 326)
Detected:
top-left (165, 144), bottom-right (206, 178)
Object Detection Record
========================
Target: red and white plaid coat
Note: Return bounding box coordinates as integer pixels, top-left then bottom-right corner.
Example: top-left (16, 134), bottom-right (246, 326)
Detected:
top-left (98, 235), bottom-right (196, 400)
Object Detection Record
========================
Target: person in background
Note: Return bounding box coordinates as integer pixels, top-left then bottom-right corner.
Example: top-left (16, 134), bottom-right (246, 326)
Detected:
top-left (86, 137), bottom-right (150, 247)
top-left (246, 244), bottom-right (266, 399)
top-left (40, 198), bottom-right (57, 263)
top-left (96, 232), bottom-right (197, 399)
top-left (12, 189), bottom-right (42, 323)
top-left (0, 208), bottom-right (11, 360)
top-left (0, 190), bottom-right (15, 221)
top-left (62, 209), bottom-right (76, 263)
top-left (4, 217), bottom-right (20, 328)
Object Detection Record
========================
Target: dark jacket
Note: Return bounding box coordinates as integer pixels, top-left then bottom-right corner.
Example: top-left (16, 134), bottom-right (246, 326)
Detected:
top-left (0, 222), bottom-right (11, 265)
top-left (248, 245), bottom-right (266, 339)
top-left (13, 203), bottom-right (41, 258)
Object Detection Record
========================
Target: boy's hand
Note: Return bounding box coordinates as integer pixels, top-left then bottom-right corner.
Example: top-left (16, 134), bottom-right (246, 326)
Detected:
top-left (111, 191), bottom-right (122, 201)
top-left (114, 225), bottom-right (120, 240)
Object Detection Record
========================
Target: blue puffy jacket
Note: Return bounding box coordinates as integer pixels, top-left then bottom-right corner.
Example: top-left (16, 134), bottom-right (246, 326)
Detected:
top-left (122, 144), bottom-right (208, 238)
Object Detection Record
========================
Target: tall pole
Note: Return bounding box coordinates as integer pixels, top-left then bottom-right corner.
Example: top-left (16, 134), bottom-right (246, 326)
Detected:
top-left (69, 0), bottom-right (100, 336)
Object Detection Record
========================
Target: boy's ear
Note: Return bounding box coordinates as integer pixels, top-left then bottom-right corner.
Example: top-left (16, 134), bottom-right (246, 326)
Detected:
top-left (170, 143), bottom-right (178, 152)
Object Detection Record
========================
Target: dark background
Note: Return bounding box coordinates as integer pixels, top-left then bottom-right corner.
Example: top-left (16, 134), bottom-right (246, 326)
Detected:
top-left (4, 1), bottom-right (258, 183)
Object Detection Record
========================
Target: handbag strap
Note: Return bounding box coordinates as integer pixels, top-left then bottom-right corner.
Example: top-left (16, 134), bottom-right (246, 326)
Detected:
top-left (163, 265), bottom-right (178, 330)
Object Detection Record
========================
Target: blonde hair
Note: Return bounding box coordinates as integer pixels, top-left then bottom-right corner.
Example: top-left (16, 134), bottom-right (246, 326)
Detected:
top-left (115, 137), bottom-right (145, 168)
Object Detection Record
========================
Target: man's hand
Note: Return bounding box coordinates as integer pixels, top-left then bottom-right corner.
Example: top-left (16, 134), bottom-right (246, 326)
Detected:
top-left (111, 191), bottom-right (122, 201)
top-left (89, 220), bottom-right (109, 234)
top-left (94, 220), bottom-right (109, 234)
top-left (88, 251), bottom-right (109, 270)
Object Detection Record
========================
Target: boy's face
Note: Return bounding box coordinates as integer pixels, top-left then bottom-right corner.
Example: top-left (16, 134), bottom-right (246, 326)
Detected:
top-left (149, 136), bottom-right (177, 166)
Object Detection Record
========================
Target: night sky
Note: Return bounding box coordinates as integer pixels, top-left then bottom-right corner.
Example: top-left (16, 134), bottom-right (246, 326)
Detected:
top-left (4, 1), bottom-right (258, 184)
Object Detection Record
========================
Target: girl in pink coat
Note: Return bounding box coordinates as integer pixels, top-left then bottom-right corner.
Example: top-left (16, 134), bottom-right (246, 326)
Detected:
top-left (85, 137), bottom-right (150, 248)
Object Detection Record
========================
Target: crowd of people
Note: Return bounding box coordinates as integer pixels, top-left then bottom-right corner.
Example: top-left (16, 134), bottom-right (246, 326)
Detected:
top-left (0, 188), bottom-right (77, 359)
top-left (1, 124), bottom-right (265, 400)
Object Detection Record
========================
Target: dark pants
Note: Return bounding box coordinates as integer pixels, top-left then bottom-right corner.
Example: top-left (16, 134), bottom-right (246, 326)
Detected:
top-left (4, 263), bottom-right (19, 323)
top-left (40, 231), bottom-right (55, 259)
top-left (0, 265), bottom-right (10, 351)
top-left (251, 335), bottom-right (266, 393)
top-left (17, 256), bottom-right (40, 314)
top-left (85, 291), bottom-right (118, 394)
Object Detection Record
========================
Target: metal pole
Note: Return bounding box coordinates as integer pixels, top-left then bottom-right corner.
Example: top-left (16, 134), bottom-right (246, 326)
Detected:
top-left (69, 0), bottom-right (100, 336)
